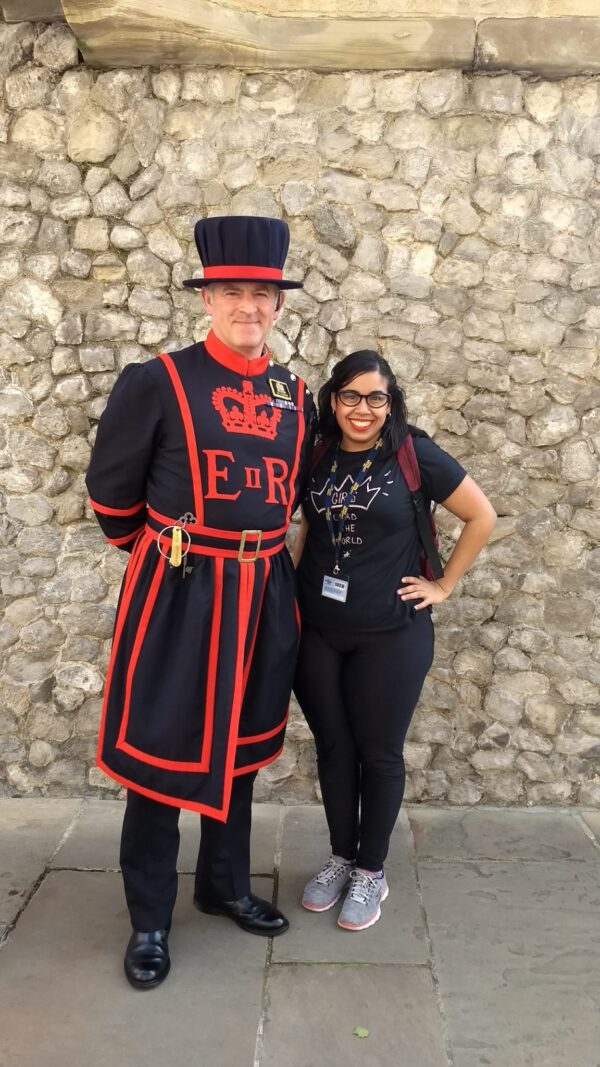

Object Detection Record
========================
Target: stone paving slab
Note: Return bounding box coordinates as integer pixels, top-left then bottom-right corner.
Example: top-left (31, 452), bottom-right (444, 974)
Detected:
top-left (261, 963), bottom-right (448, 1067)
top-left (49, 798), bottom-right (123, 870)
top-left (50, 798), bottom-right (281, 875)
top-left (0, 798), bottom-right (79, 933)
top-left (273, 805), bottom-right (427, 965)
top-left (0, 870), bottom-right (270, 1067)
top-left (408, 807), bottom-right (597, 863)
top-left (580, 810), bottom-right (600, 842)
top-left (419, 859), bottom-right (600, 1067)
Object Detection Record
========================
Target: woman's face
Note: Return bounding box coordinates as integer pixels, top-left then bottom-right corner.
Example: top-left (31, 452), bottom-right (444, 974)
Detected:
top-left (331, 370), bottom-right (391, 452)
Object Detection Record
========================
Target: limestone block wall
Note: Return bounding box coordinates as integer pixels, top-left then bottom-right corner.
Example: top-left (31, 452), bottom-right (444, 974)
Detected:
top-left (0, 19), bottom-right (599, 807)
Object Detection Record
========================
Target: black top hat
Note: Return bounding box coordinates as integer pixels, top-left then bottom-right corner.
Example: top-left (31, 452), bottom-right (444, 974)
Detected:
top-left (182, 215), bottom-right (303, 290)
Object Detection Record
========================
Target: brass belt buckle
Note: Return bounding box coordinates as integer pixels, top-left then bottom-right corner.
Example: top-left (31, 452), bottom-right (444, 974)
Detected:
top-left (238, 529), bottom-right (262, 562)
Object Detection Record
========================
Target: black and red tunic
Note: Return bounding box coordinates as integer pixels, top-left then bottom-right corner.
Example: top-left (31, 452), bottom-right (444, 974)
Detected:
top-left (86, 331), bottom-right (315, 820)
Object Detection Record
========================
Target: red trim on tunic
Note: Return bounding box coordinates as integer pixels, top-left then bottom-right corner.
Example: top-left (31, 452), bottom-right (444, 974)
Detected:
top-left (237, 710), bottom-right (288, 746)
top-left (106, 525), bottom-right (145, 546)
top-left (116, 554), bottom-right (166, 754)
top-left (96, 536), bottom-right (152, 760)
top-left (123, 532), bottom-right (145, 598)
top-left (95, 758), bottom-right (229, 821)
top-left (200, 556), bottom-right (223, 769)
top-left (117, 745), bottom-right (205, 773)
top-left (98, 743), bottom-right (285, 813)
top-left (219, 564), bottom-right (254, 818)
top-left (232, 746), bottom-right (284, 777)
top-left (89, 496), bottom-right (146, 517)
top-left (158, 353), bottom-right (205, 524)
top-left (242, 559), bottom-right (270, 695)
top-left (284, 378), bottom-right (306, 528)
top-left (204, 329), bottom-right (270, 379)
top-left (116, 557), bottom-right (222, 774)
top-left (147, 506), bottom-right (288, 543)
top-left (203, 265), bottom-right (283, 281)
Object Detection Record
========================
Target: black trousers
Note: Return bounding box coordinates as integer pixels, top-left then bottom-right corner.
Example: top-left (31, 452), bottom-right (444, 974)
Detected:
top-left (120, 771), bottom-right (258, 931)
top-left (294, 613), bottom-right (434, 872)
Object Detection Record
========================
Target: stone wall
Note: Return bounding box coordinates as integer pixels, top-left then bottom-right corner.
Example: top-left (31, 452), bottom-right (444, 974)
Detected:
top-left (1, 19), bottom-right (599, 807)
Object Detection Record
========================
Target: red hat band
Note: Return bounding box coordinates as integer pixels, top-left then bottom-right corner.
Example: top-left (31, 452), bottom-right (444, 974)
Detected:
top-left (202, 265), bottom-right (283, 281)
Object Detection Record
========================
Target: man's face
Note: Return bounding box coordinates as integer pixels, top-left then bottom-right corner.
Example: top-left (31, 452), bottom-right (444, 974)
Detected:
top-left (201, 282), bottom-right (283, 358)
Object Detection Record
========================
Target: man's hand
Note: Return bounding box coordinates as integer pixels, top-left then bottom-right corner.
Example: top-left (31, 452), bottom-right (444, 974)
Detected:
top-left (397, 575), bottom-right (452, 610)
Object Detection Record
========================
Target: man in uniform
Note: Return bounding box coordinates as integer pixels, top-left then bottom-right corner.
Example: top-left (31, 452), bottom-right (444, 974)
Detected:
top-left (86, 215), bottom-right (315, 989)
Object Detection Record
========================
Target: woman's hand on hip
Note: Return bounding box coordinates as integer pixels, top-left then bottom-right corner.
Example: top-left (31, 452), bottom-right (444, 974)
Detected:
top-left (397, 575), bottom-right (452, 610)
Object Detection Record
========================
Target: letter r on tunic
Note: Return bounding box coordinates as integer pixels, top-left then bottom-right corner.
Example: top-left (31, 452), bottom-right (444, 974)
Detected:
top-left (264, 457), bottom-right (289, 505)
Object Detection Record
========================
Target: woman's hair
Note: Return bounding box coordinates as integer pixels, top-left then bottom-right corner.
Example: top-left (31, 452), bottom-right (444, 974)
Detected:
top-left (317, 349), bottom-right (409, 455)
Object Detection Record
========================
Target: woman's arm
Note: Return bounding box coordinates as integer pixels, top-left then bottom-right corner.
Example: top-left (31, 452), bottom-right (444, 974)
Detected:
top-left (398, 475), bottom-right (497, 610)
top-left (291, 510), bottom-right (309, 569)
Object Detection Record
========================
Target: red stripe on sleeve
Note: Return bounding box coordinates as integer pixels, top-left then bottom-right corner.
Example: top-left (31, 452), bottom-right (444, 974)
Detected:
top-left (106, 525), bottom-right (145, 546)
top-left (89, 496), bottom-right (146, 517)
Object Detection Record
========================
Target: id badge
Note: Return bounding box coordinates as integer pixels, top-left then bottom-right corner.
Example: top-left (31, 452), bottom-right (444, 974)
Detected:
top-left (322, 574), bottom-right (349, 603)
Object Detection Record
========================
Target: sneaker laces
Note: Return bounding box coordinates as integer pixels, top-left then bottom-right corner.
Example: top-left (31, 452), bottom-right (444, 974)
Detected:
top-left (315, 857), bottom-right (352, 886)
top-left (347, 869), bottom-right (378, 904)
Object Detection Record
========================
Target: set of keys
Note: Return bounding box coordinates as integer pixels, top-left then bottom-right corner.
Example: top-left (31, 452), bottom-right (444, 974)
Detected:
top-left (158, 513), bottom-right (196, 579)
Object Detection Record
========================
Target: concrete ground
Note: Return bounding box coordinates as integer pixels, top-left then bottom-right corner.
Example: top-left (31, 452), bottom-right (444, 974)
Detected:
top-left (0, 800), bottom-right (599, 1067)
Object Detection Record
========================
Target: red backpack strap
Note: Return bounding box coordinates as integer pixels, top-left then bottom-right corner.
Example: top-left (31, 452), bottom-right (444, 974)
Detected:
top-left (397, 434), bottom-right (444, 580)
top-left (396, 433), bottom-right (421, 492)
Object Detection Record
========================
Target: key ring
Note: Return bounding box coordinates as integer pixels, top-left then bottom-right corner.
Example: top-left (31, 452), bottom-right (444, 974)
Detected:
top-left (157, 524), bottom-right (192, 563)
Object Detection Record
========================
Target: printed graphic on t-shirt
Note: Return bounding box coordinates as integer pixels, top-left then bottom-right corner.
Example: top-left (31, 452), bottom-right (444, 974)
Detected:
top-left (311, 466), bottom-right (397, 555)
top-left (310, 473), bottom-right (381, 513)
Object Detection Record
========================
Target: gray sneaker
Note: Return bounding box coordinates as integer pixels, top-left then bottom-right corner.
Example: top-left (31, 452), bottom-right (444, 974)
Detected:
top-left (302, 856), bottom-right (355, 912)
top-left (337, 869), bottom-right (389, 931)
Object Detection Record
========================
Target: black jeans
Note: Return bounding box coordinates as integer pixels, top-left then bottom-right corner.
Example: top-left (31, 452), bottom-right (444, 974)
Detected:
top-left (294, 613), bottom-right (434, 871)
top-left (120, 770), bottom-right (258, 931)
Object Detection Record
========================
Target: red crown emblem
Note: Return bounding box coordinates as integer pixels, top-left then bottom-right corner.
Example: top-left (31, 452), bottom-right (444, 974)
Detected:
top-left (212, 381), bottom-right (281, 440)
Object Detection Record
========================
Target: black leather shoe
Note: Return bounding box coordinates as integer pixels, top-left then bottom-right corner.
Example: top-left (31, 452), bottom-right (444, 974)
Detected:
top-left (124, 929), bottom-right (171, 990)
top-left (194, 893), bottom-right (289, 937)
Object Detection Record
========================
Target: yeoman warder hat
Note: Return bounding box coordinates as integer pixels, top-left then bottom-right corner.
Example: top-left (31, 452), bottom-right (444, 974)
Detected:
top-left (182, 215), bottom-right (303, 290)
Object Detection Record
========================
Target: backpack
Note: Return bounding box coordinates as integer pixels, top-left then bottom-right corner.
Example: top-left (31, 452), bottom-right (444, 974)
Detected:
top-left (309, 428), bottom-right (444, 581)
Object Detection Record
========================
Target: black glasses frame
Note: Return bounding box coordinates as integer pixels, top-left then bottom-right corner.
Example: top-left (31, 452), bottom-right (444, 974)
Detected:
top-left (335, 389), bottom-right (391, 409)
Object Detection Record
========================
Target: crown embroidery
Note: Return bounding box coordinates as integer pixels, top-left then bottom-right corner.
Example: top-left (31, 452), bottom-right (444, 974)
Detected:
top-left (212, 380), bottom-right (282, 440)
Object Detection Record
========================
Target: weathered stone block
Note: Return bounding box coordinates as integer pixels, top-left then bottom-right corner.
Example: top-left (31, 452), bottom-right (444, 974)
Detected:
top-left (67, 106), bottom-right (121, 164)
top-left (72, 218), bottom-right (109, 252)
top-left (477, 18), bottom-right (600, 79)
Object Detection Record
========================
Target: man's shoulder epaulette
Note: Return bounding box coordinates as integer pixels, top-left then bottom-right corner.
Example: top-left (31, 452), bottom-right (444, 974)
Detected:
top-left (265, 361), bottom-right (316, 413)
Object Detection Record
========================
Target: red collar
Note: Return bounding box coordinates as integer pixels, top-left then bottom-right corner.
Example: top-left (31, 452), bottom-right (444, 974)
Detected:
top-left (204, 330), bottom-right (270, 378)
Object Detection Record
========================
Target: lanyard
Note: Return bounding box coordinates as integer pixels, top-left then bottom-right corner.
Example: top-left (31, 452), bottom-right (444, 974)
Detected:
top-left (324, 438), bottom-right (383, 574)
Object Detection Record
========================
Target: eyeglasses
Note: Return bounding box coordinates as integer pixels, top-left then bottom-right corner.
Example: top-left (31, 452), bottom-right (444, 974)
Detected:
top-left (335, 390), bottom-right (391, 409)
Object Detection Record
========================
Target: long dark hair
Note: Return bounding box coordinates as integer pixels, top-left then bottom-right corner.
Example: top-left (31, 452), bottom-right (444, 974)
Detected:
top-left (317, 350), bottom-right (409, 455)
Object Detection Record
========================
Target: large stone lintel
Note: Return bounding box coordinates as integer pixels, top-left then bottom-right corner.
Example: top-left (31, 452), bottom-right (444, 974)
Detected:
top-left (477, 17), bottom-right (600, 77)
top-left (6, 2), bottom-right (600, 77)
top-left (61, 2), bottom-right (475, 70)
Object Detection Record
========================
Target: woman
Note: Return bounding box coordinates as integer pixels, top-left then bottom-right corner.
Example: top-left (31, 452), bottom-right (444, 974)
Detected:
top-left (292, 350), bottom-right (496, 932)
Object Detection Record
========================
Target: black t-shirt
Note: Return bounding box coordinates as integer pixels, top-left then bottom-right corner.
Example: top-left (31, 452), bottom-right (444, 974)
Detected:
top-left (297, 436), bottom-right (467, 632)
